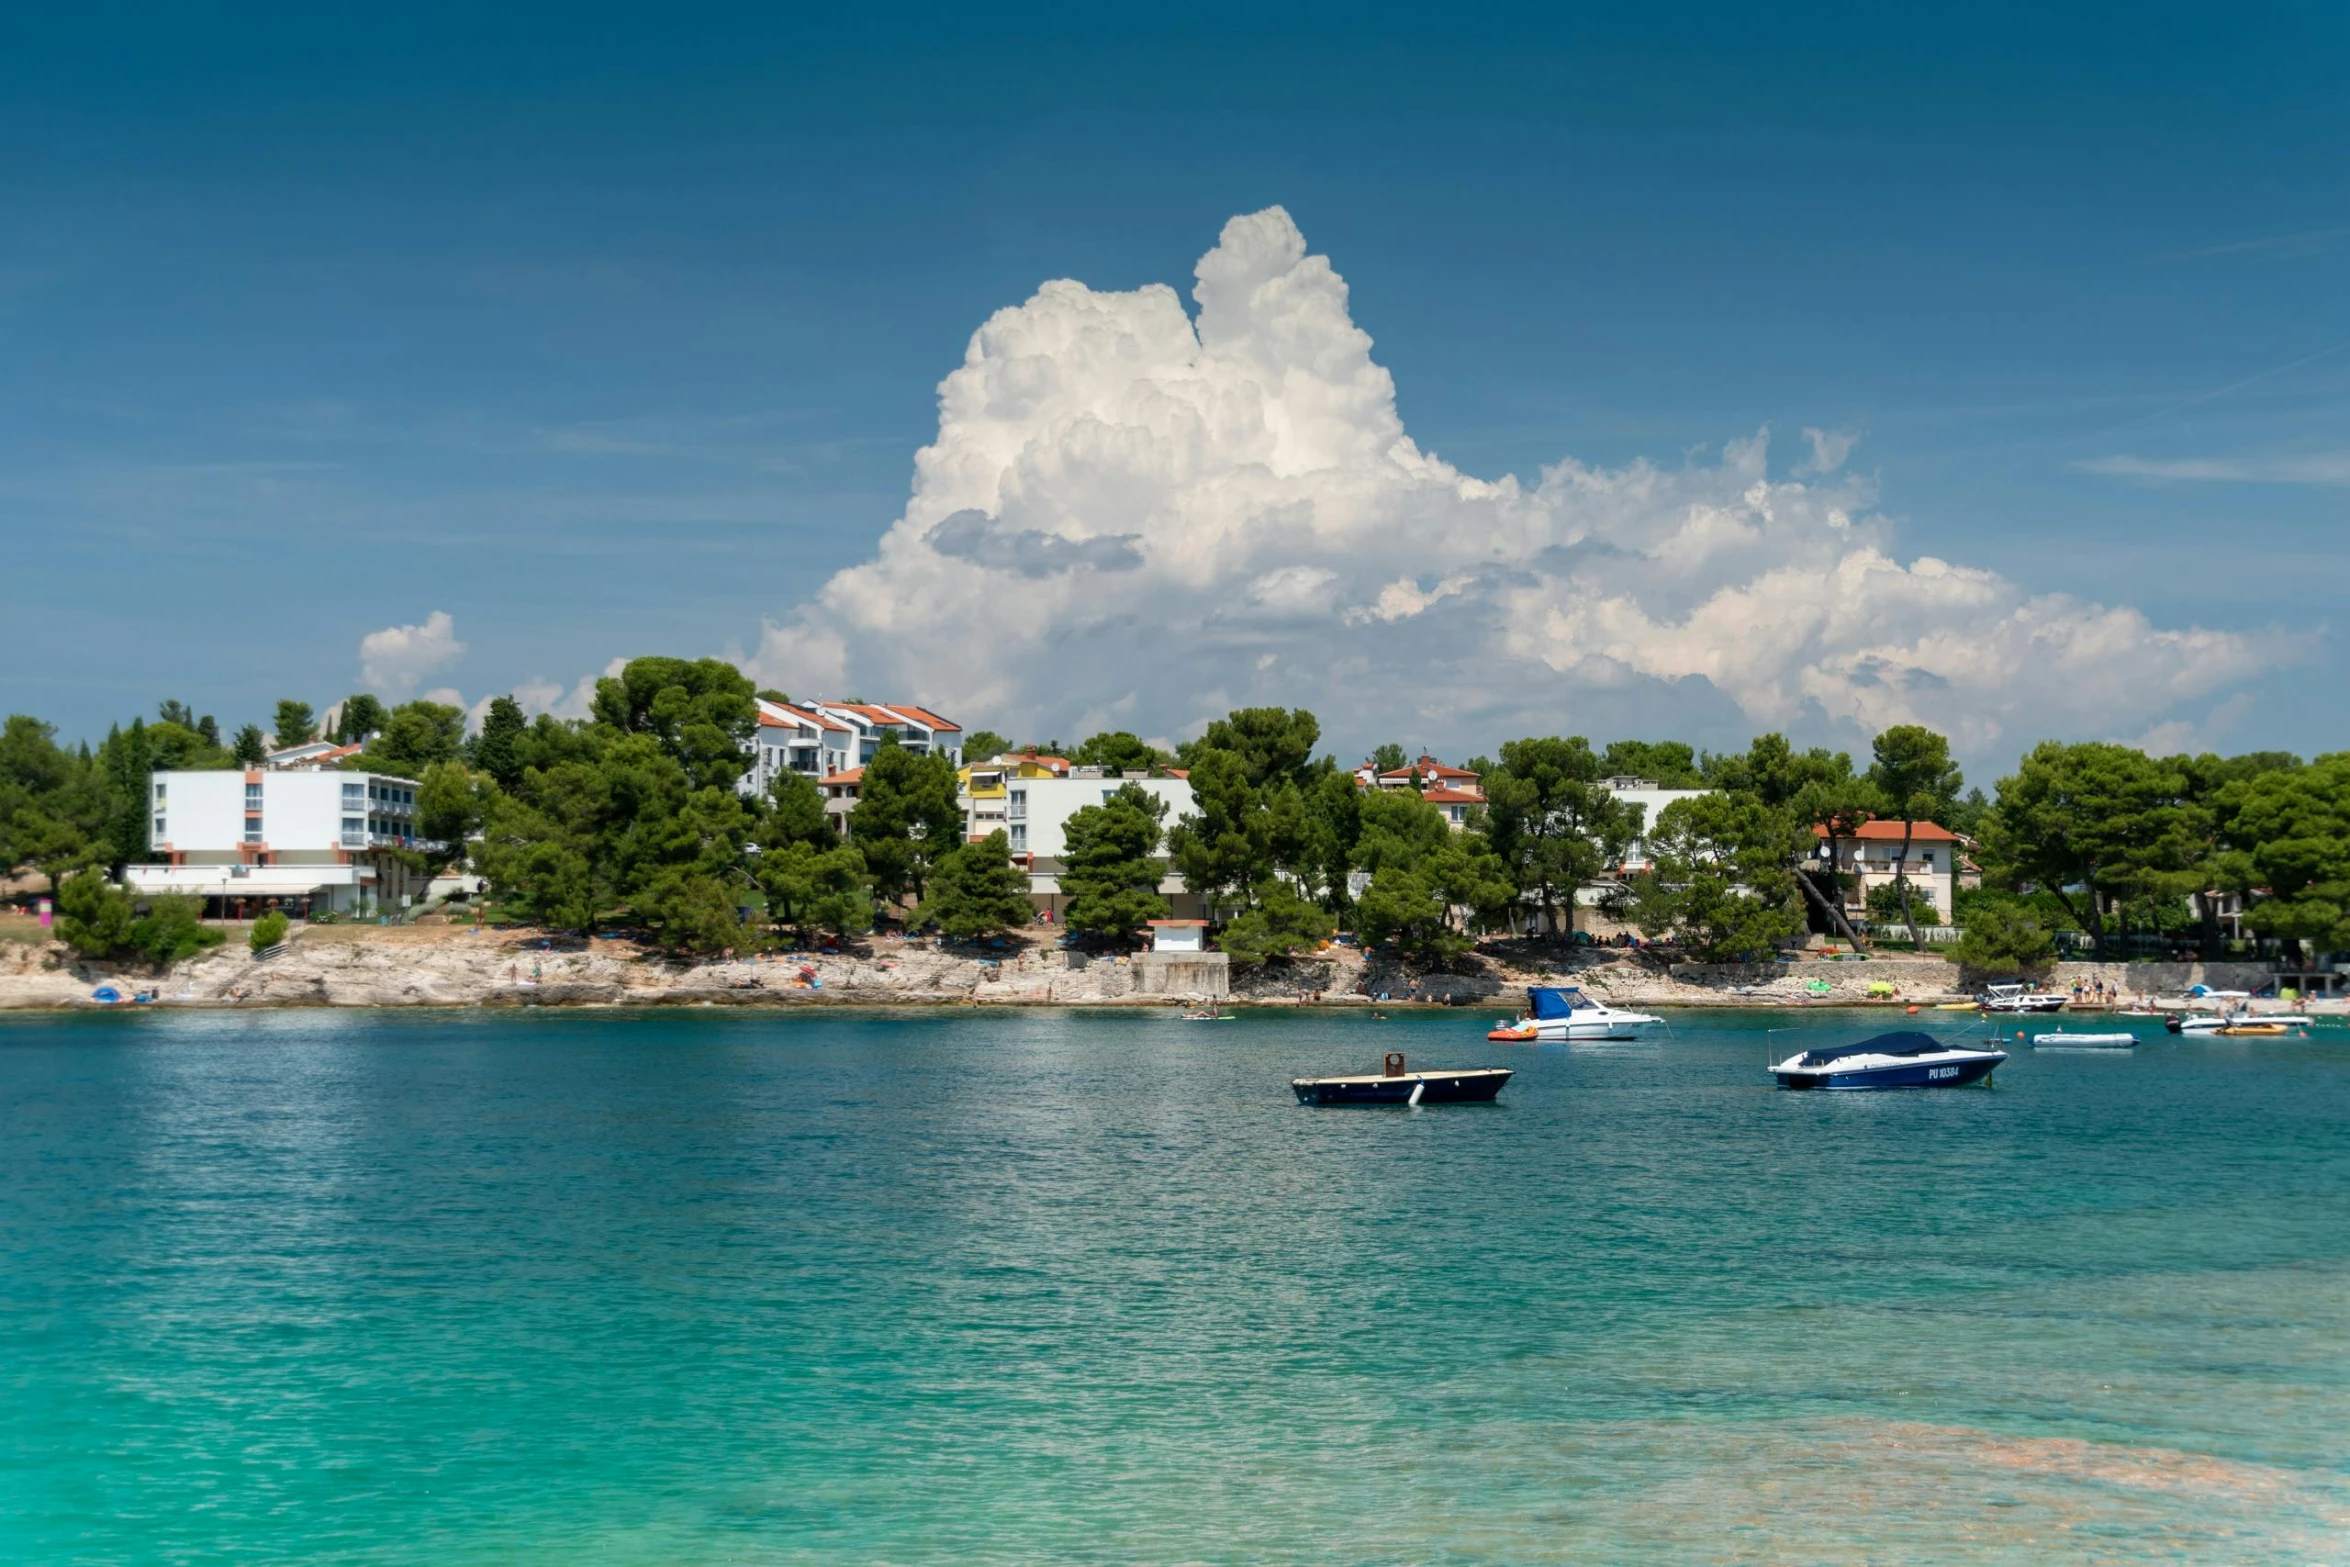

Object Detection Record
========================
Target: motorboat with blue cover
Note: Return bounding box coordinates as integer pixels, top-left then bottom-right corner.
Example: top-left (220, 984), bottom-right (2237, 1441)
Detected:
top-left (1770, 1030), bottom-right (2006, 1090)
top-left (1521, 986), bottom-right (1662, 1041)
top-left (1293, 1052), bottom-right (1512, 1106)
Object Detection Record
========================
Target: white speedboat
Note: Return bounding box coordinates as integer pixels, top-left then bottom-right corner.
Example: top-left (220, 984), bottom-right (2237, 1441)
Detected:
top-left (1772, 1030), bottom-right (2007, 1090)
top-left (1522, 985), bottom-right (1662, 1041)
top-left (1979, 982), bottom-right (2068, 1013)
top-left (2171, 1012), bottom-right (2313, 1035)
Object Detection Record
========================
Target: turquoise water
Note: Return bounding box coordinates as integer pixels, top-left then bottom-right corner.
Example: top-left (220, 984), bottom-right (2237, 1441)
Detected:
top-left (3, 1008), bottom-right (2346, 1564)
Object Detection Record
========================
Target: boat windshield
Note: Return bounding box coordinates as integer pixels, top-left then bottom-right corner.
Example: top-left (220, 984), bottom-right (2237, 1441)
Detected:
top-left (1528, 987), bottom-right (1596, 1018)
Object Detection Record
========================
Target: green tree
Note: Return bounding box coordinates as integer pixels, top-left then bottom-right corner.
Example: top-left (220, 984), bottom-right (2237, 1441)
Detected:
top-left (850, 737), bottom-right (965, 908)
top-left (1629, 793), bottom-right (1805, 960)
top-left (360, 701), bottom-right (467, 777)
top-left (915, 830), bottom-right (1033, 938)
top-left (249, 909), bottom-right (290, 954)
top-left (1, 716), bottom-right (106, 891)
top-left (1368, 742), bottom-right (1408, 775)
top-left (272, 700), bottom-right (316, 749)
top-left (1948, 895), bottom-right (2058, 977)
top-left (590, 656), bottom-right (758, 791)
top-left (55, 870), bottom-right (136, 956)
top-left (1218, 883), bottom-right (1336, 965)
top-left (1481, 735), bottom-right (1638, 939)
top-left (2213, 754), bottom-right (2350, 964)
top-left (472, 695), bottom-right (528, 791)
top-left (1071, 730), bottom-right (1164, 773)
top-left (1980, 741), bottom-right (2201, 956)
top-left (415, 761), bottom-right (492, 853)
top-left (335, 693), bottom-right (389, 744)
top-left (1059, 783), bottom-right (1169, 936)
top-left (962, 728), bottom-right (1011, 763)
top-left (2182, 750), bottom-right (2300, 956)
top-left (1600, 739), bottom-right (1703, 788)
top-left (1166, 747), bottom-right (1268, 910)
top-left (756, 839), bottom-right (872, 940)
top-left (765, 769), bottom-right (836, 850)
top-left (1708, 733), bottom-right (1872, 946)
top-left (1348, 789), bottom-right (1512, 960)
top-left (1185, 706), bottom-right (1321, 790)
top-left (1866, 725), bottom-right (1963, 948)
top-left (94, 718), bottom-right (158, 869)
top-left (231, 724), bottom-right (269, 765)
top-left (145, 719), bottom-right (229, 771)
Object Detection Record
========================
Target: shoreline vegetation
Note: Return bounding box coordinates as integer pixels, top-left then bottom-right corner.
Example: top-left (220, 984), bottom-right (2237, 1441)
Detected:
top-left (5, 657), bottom-right (2347, 987)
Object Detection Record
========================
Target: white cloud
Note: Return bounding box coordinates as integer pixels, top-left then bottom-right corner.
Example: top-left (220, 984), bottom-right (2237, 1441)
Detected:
top-left (461, 660), bottom-right (624, 732)
top-left (1796, 426), bottom-right (1858, 475)
top-left (2081, 452), bottom-right (2350, 484)
top-left (750, 207), bottom-right (2284, 760)
top-left (358, 610), bottom-right (467, 699)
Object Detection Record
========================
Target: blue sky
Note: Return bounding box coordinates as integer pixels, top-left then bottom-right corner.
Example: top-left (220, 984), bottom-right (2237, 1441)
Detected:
top-left (5, 4), bottom-right (2344, 773)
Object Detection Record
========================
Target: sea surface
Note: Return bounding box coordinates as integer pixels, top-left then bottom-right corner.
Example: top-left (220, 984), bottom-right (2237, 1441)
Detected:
top-left (2, 1006), bottom-right (2346, 1564)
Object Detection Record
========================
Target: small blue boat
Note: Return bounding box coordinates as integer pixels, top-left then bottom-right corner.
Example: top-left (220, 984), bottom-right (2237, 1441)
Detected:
top-left (1771, 1030), bottom-right (2006, 1090)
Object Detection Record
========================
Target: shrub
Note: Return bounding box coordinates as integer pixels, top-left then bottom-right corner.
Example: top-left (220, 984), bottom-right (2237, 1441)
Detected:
top-left (250, 910), bottom-right (290, 954)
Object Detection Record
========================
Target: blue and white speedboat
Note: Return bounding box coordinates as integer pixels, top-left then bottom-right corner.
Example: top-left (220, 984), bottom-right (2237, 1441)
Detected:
top-left (1770, 1030), bottom-right (2006, 1090)
top-left (1522, 986), bottom-right (1662, 1041)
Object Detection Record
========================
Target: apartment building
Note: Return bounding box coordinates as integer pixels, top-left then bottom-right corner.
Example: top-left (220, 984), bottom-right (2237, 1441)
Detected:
top-left (959, 752), bottom-right (1070, 842)
top-left (739, 698), bottom-right (962, 799)
top-left (989, 769), bottom-right (1204, 920)
top-left (123, 768), bottom-right (440, 917)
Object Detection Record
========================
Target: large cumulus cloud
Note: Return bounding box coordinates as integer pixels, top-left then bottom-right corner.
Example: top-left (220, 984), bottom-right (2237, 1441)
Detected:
top-left (752, 207), bottom-right (2274, 755)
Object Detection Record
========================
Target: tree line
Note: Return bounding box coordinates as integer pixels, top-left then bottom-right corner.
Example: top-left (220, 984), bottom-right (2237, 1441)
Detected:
top-left (4, 665), bottom-right (2344, 969)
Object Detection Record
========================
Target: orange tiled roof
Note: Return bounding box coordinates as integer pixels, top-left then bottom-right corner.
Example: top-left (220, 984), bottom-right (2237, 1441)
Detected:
top-left (1813, 820), bottom-right (1959, 843)
top-left (885, 704), bottom-right (960, 732)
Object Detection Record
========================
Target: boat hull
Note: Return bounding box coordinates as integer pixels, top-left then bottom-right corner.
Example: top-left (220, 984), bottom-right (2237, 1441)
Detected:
top-left (1292, 1069), bottom-right (1512, 1105)
top-left (1774, 1052), bottom-right (2004, 1090)
top-left (1529, 1015), bottom-right (1658, 1042)
top-left (2032, 1033), bottom-right (2137, 1049)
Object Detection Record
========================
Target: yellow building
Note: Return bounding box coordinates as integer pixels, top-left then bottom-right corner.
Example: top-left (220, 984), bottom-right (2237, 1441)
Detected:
top-left (958, 752), bottom-right (1069, 844)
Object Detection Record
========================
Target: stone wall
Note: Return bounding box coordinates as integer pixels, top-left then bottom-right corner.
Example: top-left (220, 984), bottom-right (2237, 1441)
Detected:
top-left (1134, 951), bottom-right (1230, 998)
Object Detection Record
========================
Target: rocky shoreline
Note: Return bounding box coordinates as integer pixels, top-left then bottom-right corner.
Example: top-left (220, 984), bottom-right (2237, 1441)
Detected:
top-left (0, 923), bottom-right (2314, 1015)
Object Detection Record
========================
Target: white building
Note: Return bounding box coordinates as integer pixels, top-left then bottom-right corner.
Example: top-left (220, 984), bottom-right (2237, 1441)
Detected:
top-left (744, 700), bottom-right (856, 798)
top-left (988, 770), bottom-right (1205, 921)
top-left (739, 698), bottom-right (961, 800)
top-left (1812, 820), bottom-right (1961, 924)
top-left (123, 768), bottom-right (440, 917)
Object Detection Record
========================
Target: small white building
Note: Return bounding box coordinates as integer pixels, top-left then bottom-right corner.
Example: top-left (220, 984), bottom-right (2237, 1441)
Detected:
top-left (124, 768), bottom-right (440, 917)
top-left (1147, 919), bottom-right (1208, 953)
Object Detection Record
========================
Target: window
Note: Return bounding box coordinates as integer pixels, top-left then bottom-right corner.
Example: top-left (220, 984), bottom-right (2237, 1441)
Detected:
top-left (245, 782), bottom-right (263, 806)
top-left (153, 815), bottom-right (166, 839)
top-left (244, 819), bottom-right (263, 843)
top-left (1010, 823), bottom-right (1027, 851)
top-left (342, 816), bottom-right (364, 846)
top-left (1103, 790), bottom-right (1116, 804)
top-left (153, 781), bottom-right (167, 803)
top-left (343, 781), bottom-right (364, 804)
